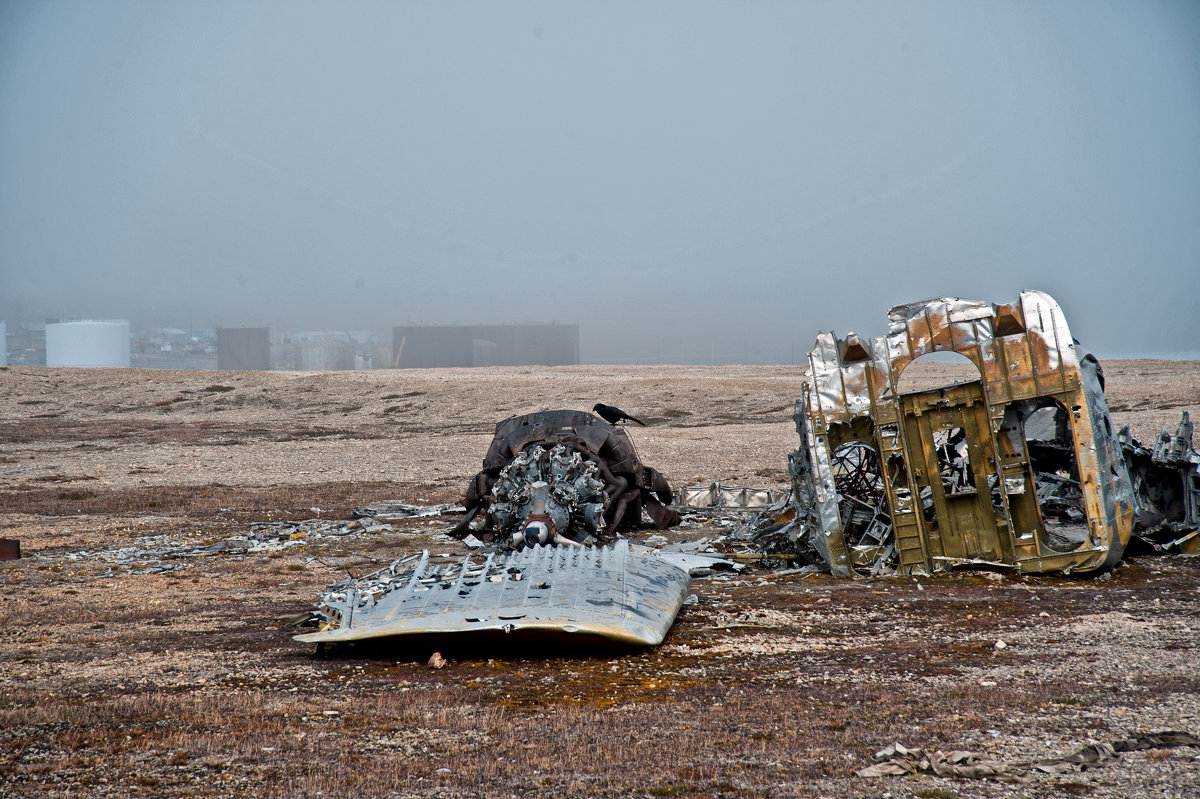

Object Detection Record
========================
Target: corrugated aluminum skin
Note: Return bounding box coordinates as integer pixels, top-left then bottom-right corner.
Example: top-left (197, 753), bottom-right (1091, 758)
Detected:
top-left (295, 541), bottom-right (691, 647)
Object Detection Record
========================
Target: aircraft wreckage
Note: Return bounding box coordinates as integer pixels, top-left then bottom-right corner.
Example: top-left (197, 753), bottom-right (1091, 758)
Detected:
top-left (750, 289), bottom-right (1200, 576)
top-left (297, 290), bottom-right (1198, 651)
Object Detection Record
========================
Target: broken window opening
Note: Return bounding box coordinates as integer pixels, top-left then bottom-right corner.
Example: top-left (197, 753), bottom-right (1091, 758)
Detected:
top-left (829, 437), bottom-right (895, 571)
top-left (933, 426), bottom-right (975, 495)
top-left (895, 350), bottom-right (979, 395)
top-left (883, 451), bottom-right (915, 525)
top-left (987, 472), bottom-right (1005, 516)
top-left (1019, 398), bottom-right (1088, 553)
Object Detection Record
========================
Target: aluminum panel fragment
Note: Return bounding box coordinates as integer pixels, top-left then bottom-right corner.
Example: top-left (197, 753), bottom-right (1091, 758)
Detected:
top-left (295, 540), bottom-right (691, 647)
top-left (673, 482), bottom-right (788, 509)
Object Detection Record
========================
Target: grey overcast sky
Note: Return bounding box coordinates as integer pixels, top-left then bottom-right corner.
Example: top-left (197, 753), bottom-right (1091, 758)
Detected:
top-left (1, 0), bottom-right (1197, 362)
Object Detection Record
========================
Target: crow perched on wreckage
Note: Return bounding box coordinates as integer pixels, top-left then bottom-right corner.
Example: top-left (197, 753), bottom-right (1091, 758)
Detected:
top-left (592, 403), bottom-right (646, 426)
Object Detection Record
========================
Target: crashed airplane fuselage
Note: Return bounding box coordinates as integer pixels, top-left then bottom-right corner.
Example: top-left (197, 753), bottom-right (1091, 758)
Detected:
top-left (789, 290), bottom-right (1136, 576)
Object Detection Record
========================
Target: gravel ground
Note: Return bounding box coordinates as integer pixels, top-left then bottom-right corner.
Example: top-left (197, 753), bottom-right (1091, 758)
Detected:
top-left (1, 360), bottom-right (1198, 798)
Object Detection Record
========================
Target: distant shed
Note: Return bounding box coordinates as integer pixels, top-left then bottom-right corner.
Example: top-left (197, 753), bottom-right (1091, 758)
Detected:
top-left (391, 324), bottom-right (579, 368)
top-left (216, 327), bottom-right (270, 371)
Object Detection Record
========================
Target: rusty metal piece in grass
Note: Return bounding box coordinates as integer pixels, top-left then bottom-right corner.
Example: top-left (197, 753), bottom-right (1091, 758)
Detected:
top-left (0, 538), bottom-right (20, 560)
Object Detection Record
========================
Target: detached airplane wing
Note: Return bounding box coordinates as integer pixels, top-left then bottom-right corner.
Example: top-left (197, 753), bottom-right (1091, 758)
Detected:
top-left (295, 540), bottom-right (692, 648)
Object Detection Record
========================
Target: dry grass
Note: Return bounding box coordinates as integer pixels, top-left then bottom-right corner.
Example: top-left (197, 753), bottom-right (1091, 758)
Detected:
top-left (3, 544), bottom-right (1198, 798)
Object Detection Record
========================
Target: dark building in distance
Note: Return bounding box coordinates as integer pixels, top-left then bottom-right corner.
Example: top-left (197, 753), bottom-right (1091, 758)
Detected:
top-left (391, 323), bottom-right (579, 368)
top-left (216, 327), bottom-right (270, 370)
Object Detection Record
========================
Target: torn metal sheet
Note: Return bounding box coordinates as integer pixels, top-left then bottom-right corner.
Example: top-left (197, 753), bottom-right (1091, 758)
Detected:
top-left (630, 544), bottom-right (740, 576)
top-left (352, 502), bottom-right (466, 521)
top-left (1119, 411), bottom-right (1200, 553)
top-left (452, 410), bottom-right (678, 549)
top-left (771, 291), bottom-right (1137, 576)
top-left (673, 482), bottom-right (789, 509)
top-left (294, 540), bottom-right (691, 647)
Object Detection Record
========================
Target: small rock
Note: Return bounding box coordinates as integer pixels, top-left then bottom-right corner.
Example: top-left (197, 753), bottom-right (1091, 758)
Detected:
top-left (428, 651), bottom-right (447, 669)
top-left (994, 639), bottom-right (1007, 650)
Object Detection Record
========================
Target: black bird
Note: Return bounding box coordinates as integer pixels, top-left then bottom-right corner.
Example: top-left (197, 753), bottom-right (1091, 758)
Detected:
top-left (593, 403), bottom-right (646, 426)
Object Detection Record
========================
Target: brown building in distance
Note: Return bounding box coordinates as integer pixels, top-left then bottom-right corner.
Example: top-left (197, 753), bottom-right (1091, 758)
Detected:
top-left (391, 323), bottom-right (579, 369)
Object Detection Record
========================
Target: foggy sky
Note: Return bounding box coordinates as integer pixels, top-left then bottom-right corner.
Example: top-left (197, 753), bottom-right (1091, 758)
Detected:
top-left (2, 1), bottom-right (1198, 363)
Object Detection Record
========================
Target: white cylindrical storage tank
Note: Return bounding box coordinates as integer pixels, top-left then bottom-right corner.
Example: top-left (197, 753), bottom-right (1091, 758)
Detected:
top-left (46, 320), bottom-right (131, 367)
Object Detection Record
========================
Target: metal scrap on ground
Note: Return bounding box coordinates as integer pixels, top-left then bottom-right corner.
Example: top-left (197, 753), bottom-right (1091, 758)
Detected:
top-left (32, 517), bottom-right (400, 574)
top-left (857, 730), bottom-right (1200, 782)
top-left (1119, 411), bottom-right (1200, 555)
top-left (352, 502), bottom-right (465, 521)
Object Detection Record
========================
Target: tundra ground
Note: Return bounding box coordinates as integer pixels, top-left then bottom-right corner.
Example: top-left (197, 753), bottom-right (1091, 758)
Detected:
top-left (2, 361), bottom-right (1198, 798)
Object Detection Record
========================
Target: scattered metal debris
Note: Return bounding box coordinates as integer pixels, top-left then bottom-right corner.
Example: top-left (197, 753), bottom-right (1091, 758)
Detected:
top-left (352, 502), bottom-right (465, 521)
top-left (1120, 411), bottom-right (1200, 554)
top-left (29, 516), bottom-right (406, 572)
top-left (761, 291), bottom-right (1144, 576)
top-left (294, 540), bottom-right (693, 648)
top-left (858, 730), bottom-right (1200, 782)
top-left (452, 410), bottom-right (678, 549)
top-left (247, 517), bottom-right (395, 548)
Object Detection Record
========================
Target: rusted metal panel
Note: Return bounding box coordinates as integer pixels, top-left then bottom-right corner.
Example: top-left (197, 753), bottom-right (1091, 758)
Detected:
top-left (295, 541), bottom-right (691, 648)
top-left (779, 290), bottom-right (1137, 576)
